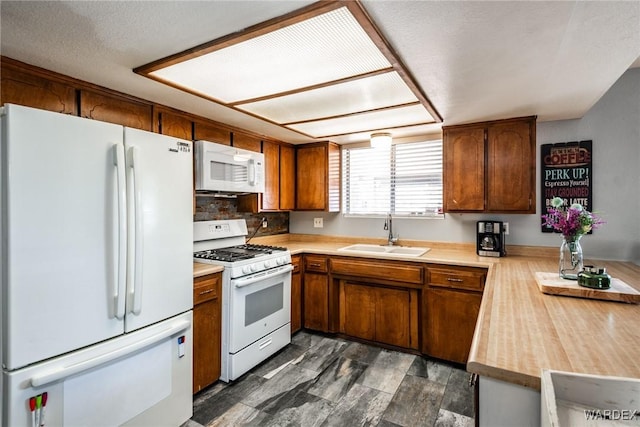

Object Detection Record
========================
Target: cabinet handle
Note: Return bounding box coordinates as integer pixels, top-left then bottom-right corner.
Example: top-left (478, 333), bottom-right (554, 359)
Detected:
top-left (447, 278), bottom-right (463, 282)
top-left (198, 289), bottom-right (214, 295)
top-left (309, 263), bottom-right (322, 268)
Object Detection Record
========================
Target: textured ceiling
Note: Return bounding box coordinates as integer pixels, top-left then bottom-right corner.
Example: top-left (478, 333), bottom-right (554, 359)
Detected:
top-left (1, 1), bottom-right (639, 144)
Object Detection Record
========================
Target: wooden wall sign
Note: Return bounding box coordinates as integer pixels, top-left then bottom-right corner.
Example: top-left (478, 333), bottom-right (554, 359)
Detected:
top-left (541, 140), bottom-right (593, 233)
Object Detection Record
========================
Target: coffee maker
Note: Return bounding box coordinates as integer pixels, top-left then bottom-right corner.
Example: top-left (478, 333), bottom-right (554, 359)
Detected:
top-left (477, 221), bottom-right (506, 257)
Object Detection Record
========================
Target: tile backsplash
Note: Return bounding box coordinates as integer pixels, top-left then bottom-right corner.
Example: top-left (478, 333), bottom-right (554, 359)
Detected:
top-left (194, 195), bottom-right (289, 237)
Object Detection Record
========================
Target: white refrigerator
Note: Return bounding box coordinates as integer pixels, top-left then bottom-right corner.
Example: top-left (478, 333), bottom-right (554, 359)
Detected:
top-left (1, 104), bottom-right (194, 426)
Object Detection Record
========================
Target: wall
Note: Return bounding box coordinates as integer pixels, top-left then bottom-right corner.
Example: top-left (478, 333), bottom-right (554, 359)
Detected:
top-left (290, 68), bottom-right (640, 263)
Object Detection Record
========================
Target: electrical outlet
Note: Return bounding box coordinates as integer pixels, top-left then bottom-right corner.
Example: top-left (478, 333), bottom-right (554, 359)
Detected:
top-left (262, 219), bottom-right (268, 228)
top-left (313, 217), bottom-right (323, 228)
top-left (503, 222), bottom-right (509, 235)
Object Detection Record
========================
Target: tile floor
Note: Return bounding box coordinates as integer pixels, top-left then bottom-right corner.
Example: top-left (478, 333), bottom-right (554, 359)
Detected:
top-left (186, 331), bottom-right (474, 427)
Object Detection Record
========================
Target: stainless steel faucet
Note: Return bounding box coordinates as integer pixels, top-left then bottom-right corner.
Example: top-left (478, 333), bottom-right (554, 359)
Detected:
top-left (384, 213), bottom-right (398, 245)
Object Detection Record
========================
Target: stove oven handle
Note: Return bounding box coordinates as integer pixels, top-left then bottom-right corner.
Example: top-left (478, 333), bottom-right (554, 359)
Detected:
top-left (233, 265), bottom-right (293, 288)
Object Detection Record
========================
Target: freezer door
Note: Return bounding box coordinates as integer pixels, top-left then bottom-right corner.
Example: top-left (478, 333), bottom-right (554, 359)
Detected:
top-left (123, 128), bottom-right (192, 332)
top-left (1, 105), bottom-right (127, 370)
top-left (2, 312), bottom-right (192, 427)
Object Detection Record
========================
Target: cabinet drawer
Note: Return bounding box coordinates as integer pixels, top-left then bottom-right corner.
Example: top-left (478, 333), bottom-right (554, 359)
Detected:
top-left (304, 255), bottom-right (328, 273)
top-left (331, 258), bottom-right (423, 285)
top-left (193, 273), bottom-right (220, 305)
top-left (292, 255), bottom-right (301, 274)
top-left (427, 266), bottom-right (486, 292)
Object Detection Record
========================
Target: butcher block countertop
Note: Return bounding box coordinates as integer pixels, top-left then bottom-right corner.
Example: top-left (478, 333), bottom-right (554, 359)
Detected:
top-left (193, 262), bottom-right (224, 278)
top-left (249, 233), bottom-right (640, 391)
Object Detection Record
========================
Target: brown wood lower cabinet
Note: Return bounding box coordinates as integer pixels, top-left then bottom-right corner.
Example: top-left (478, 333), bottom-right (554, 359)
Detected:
top-left (340, 281), bottom-right (419, 350)
top-left (193, 272), bottom-right (221, 393)
top-left (423, 265), bottom-right (486, 364)
top-left (303, 272), bottom-right (329, 332)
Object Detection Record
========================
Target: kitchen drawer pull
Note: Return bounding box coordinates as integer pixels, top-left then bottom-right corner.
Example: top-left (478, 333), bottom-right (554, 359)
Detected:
top-left (309, 263), bottom-right (322, 268)
top-left (447, 277), bottom-right (464, 282)
top-left (198, 289), bottom-right (214, 295)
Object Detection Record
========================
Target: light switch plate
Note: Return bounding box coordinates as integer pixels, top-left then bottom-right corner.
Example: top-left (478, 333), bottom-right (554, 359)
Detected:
top-left (503, 222), bottom-right (509, 235)
top-left (313, 218), bottom-right (323, 228)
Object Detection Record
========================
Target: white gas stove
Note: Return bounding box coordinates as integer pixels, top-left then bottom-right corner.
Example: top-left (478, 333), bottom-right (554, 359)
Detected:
top-left (193, 219), bottom-right (292, 382)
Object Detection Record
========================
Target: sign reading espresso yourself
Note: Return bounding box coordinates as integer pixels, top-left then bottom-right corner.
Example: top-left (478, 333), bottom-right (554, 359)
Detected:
top-left (540, 140), bottom-right (593, 233)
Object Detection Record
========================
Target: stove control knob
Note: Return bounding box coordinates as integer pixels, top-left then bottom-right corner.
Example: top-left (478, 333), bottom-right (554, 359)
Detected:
top-left (250, 263), bottom-right (259, 272)
top-left (242, 266), bottom-right (252, 274)
top-left (264, 260), bottom-right (273, 269)
top-left (277, 257), bottom-right (285, 265)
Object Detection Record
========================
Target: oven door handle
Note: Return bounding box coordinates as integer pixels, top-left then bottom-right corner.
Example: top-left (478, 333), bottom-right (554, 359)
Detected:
top-left (233, 265), bottom-right (293, 288)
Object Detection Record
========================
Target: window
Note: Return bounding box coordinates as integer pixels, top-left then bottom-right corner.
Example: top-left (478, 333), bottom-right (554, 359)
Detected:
top-left (342, 140), bottom-right (443, 216)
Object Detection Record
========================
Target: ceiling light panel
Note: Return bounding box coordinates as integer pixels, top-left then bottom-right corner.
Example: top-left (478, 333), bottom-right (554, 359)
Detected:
top-left (149, 6), bottom-right (391, 103)
top-left (288, 104), bottom-right (434, 138)
top-left (236, 71), bottom-right (418, 124)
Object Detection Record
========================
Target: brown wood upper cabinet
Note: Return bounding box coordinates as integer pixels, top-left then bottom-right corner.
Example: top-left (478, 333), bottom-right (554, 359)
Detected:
top-left (194, 120), bottom-right (231, 145)
top-left (156, 107), bottom-right (193, 140)
top-left (80, 89), bottom-right (153, 131)
top-left (443, 116), bottom-right (536, 213)
top-left (296, 142), bottom-right (340, 212)
top-left (232, 132), bottom-right (261, 152)
top-left (237, 140), bottom-right (295, 212)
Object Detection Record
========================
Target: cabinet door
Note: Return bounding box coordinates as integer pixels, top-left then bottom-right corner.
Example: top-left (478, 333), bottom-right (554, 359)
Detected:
top-left (261, 140), bottom-right (280, 210)
top-left (1, 62), bottom-right (76, 114)
top-left (375, 287), bottom-right (411, 348)
top-left (296, 145), bottom-right (327, 210)
top-left (80, 90), bottom-right (152, 131)
top-left (194, 121), bottom-right (231, 145)
top-left (233, 132), bottom-right (261, 152)
top-left (425, 288), bottom-right (482, 364)
top-left (487, 120), bottom-right (535, 212)
top-left (343, 283), bottom-right (376, 341)
top-left (443, 126), bottom-right (485, 211)
top-left (303, 272), bottom-right (329, 332)
top-left (158, 109), bottom-right (193, 140)
top-left (279, 144), bottom-right (296, 210)
top-left (291, 256), bottom-right (302, 334)
top-left (193, 274), bottom-right (221, 393)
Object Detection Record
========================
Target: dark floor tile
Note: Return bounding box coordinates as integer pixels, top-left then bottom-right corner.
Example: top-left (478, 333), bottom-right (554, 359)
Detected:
top-left (241, 364), bottom-right (318, 410)
top-left (192, 391), bottom-right (241, 425)
top-left (320, 383), bottom-right (392, 427)
top-left (251, 343), bottom-right (308, 378)
top-left (296, 337), bottom-right (347, 373)
top-left (291, 330), bottom-right (325, 349)
top-left (376, 420), bottom-right (403, 427)
top-left (193, 381), bottom-right (228, 406)
top-left (307, 356), bottom-right (368, 402)
top-left (372, 349), bottom-right (415, 372)
top-left (440, 368), bottom-right (475, 418)
top-left (381, 374), bottom-right (446, 426)
top-left (434, 409), bottom-right (474, 427)
top-left (207, 402), bottom-right (270, 427)
top-left (407, 357), bottom-right (453, 385)
top-left (341, 341), bottom-right (382, 365)
top-left (256, 391), bottom-right (335, 427)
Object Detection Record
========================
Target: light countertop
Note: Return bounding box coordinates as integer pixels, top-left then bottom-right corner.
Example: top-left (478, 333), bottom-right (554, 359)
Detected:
top-left (198, 233), bottom-right (640, 391)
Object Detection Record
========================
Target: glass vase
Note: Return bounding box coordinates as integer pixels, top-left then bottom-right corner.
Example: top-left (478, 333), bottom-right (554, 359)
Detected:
top-left (559, 235), bottom-right (583, 280)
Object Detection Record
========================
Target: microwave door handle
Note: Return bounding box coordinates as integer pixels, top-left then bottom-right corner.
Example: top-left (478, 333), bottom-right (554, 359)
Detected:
top-left (248, 158), bottom-right (256, 186)
top-left (113, 144), bottom-right (127, 320)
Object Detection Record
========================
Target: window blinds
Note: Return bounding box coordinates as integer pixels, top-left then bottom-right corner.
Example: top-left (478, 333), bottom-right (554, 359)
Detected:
top-left (342, 140), bottom-right (443, 216)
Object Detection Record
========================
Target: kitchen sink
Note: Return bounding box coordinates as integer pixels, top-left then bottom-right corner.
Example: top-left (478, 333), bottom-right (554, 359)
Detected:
top-left (337, 243), bottom-right (429, 257)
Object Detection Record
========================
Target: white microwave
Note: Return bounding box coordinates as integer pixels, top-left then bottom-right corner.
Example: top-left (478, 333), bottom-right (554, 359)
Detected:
top-left (194, 140), bottom-right (265, 193)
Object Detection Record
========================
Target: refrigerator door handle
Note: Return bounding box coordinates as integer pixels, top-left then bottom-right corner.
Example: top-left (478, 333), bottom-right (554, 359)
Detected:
top-left (128, 146), bottom-right (144, 315)
top-left (113, 144), bottom-right (127, 320)
top-left (30, 319), bottom-right (190, 387)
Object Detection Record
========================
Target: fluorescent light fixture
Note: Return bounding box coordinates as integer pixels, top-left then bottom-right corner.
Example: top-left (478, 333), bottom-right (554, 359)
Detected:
top-left (370, 132), bottom-right (392, 148)
top-left (134, 1), bottom-right (442, 142)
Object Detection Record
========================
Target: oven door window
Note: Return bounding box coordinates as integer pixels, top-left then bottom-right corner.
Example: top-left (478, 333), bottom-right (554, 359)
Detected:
top-left (244, 282), bottom-right (283, 326)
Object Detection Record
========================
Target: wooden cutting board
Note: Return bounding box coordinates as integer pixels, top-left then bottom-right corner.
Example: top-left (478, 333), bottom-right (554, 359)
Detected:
top-left (535, 271), bottom-right (640, 304)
